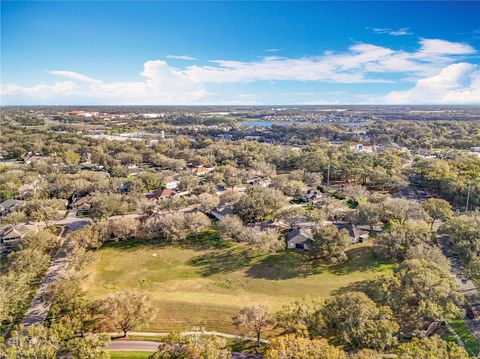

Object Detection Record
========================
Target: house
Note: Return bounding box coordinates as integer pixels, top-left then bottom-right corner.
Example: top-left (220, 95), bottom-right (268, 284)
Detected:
top-left (1, 224), bottom-right (39, 245)
top-left (190, 166), bottom-right (215, 176)
top-left (0, 199), bottom-right (24, 216)
top-left (210, 206), bottom-right (234, 220)
top-left (71, 196), bottom-right (92, 212)
top-left (287, 227), bottom-right (313, 250)
top-left (162, 176), bottom-right (179, 189)
top-left (146, 188), bottom-right (177, 202)
top-left (336, 223), bottom-right (369, 243)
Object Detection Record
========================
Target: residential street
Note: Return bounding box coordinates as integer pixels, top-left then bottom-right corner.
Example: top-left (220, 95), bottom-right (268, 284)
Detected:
top-left (438, 234), bottom-right (480, 342)
top-left (107, 340), bottom-right (264, 359)
top-left (20, 219), bottom-right (91, 327)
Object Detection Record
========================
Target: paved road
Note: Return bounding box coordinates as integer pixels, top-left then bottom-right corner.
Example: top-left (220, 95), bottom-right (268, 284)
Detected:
top-left (108, 331), bottom-right (269, 344)
top-left (107, 340), bottom-right (263, 359)
top-left (438, 234), bottom-right (480, 342)
top-left (21, 219), bottom-right (91, 327)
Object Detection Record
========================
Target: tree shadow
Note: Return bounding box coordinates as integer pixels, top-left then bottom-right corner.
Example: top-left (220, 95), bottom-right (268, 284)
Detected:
top-left (182, 229), bottom-right (234, 250)
top-left (245, 251), bottom-right (323, 280)
top-left (329, 245), bottom-right (393, 275)
top-left (100, 238), bottom-right (167, 251)
top-left (331, 278), bottom-right (379, 297)
top-left (188, 245), bottom-right (253, 277)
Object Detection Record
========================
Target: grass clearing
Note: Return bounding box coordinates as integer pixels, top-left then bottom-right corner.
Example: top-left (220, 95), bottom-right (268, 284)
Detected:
top-left (84, 238), bottom-right (393, 334)
top-left (449, 319), bottom-right (480, 356)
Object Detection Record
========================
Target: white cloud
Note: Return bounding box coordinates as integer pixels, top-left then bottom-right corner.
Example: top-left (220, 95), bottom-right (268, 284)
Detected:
top-left (265, 48), bottom-right (280, 52)
top-left (381, 63), bottom-right (480, 104)
top-left (416, 38), bottom-right (476, 56)
top-left (166, 55), bottom-right (197, 60)
top-left (1, 38), bottom-right (478, 105)
top-left (370, 27), bottom-right (412, 36)
top-left (48, 70), bottom-right (99, 83)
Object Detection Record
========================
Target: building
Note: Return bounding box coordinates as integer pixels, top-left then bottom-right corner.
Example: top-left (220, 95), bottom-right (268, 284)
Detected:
top-left (1, 224), bottom-right (39, 245)
top-left (71, 196), bottom-right (92, 212)
top-left (210, 206), bottom-right (235, 220)
top-left (287, 227), bottom-right (313, 250)
top-left (146, 188), bottom-right (178, 202)
top-left (0, 199), bottom-right (24, 216)
top-left (336, 223), bottom-right (369, 243)
top-left (190, 166), bottom-right (215, 176)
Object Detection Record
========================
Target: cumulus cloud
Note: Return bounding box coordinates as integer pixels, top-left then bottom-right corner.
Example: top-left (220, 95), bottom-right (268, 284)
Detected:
top-left (1, 38), bottom-right (478, 104)
top-left (381, 63), bottom-right (480, 104)
top-left (166, 55), bottom-right (197, 60)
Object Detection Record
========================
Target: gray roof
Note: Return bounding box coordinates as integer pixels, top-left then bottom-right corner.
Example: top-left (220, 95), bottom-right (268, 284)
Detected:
top-left (0, 199), bottom-right (23, 210)
top-left (287, 227), bottom-right (313, 245)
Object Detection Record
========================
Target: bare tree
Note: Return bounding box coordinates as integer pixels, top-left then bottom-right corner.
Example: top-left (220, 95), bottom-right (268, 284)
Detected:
top-left (233, 304), bottom-right (274, 346)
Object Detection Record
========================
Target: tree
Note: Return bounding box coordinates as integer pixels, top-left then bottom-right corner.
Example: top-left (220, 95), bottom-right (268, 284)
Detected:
top-left (62, 150), bottom-right (81, 166)
top-left (143, 212), bottom-right (187, 241)
top-left (396, 336), bottom-right (471, 359)
top-left (219, 189), bottom-right (242, 205)
top-left (276, 207), bottom-right (306, 230)
top-left (196, 193), bottom-right (220, 213)
top-left (233, 187), bottom-right (287, 223)
top-left (178, 174), bottom-right (199, 192)
top-left (1, 324), bottom-right (62, 359)
top-left (264, 334), bottom-right (347, 359)
top-left (96, 290), bottom-right (156, 337)
top-left (1, 323), bottom-right (110, 359)
top-left (310, 225), bottom-right (350, 263)
top-left (340, 184), bottom-right (370, 201)
top-left (405, 243), bottom-right (451, 270)
top-left (241, 228), bottom-right (284, 254)
top-left (382, 198), bottom-right (424, 225)
top-left (233, 304), bottom-right (274, 346)
top-left (104, 218), bottom-right (138, 241)
top-left (374, 220), bottom-right (432, 260)
top-left (217, 215), bottom-right (245, 241)
top-left (356, 203), bottom-right (380, 230)
top-left (422, 198), bottom-right (453, 230)
top-left (137, 172), bottom-right (164, 191)
top-left (372, 260), bottom-right (464, 331)
top-left (275, 298), bottom-right (324, 338)
top-left (89, 192), bottom-right (132, 220)
top-left (184, 212), bottom-right (211, 239)
top-left (440, 212), bottom-right (480, 263)
top-left (151, 332), bottom-right (230, 359)
top-left (23, 198), bottom-right (66, 226)
top-left (321, 292), bottom-right (399, 350)
top-left (394, 259), bottom-right (463, 325)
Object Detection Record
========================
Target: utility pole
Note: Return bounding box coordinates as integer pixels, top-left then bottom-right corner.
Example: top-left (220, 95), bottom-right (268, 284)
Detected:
top-left (465, 181), bottom-right (471, 212)
top-left (327, 160), bottom-right (331, 187)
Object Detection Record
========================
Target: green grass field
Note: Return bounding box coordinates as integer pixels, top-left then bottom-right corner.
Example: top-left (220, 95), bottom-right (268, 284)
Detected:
top-left (109, 351), bottom-right (153, 359)
top-left (448, 319), bottom-right (480, 356)
top-left (84, 238), bottom-right (393, 334)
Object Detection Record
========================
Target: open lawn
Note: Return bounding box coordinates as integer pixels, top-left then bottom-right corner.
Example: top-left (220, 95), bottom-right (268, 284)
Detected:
top-left (448, 319), bottom-right (480, 356)
top-left (84, 237), bottom-right (393, 334)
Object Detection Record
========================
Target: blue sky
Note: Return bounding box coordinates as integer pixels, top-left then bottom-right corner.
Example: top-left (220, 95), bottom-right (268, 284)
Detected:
top-left (1, 1), bottom-right (479, 105)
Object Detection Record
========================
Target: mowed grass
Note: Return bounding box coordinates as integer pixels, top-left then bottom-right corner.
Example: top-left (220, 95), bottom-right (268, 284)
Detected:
top-left (448, 319), bottom-right (480, 356)
top-left (84, 238), bottom-right (393, 334)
